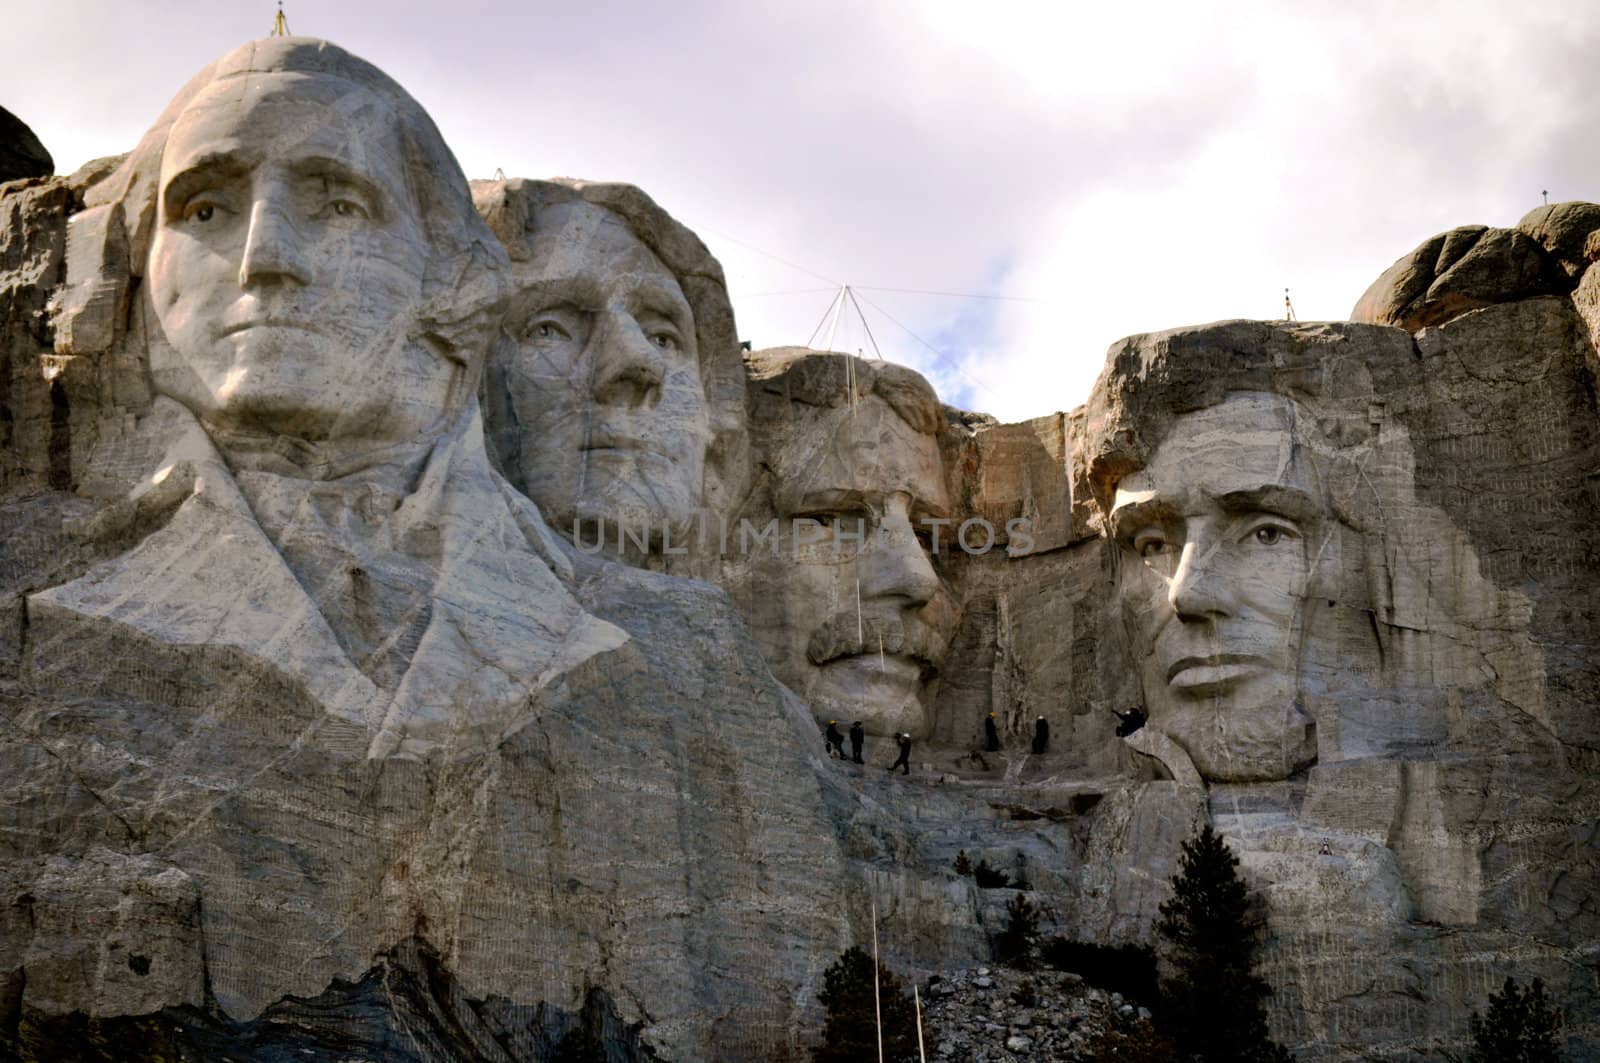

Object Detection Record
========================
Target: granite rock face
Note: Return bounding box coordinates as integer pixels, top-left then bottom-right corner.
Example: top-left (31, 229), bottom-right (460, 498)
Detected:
top-left (1352, 200), bottom-right (1600, 331)
top-left (919, 208), bottom-right (1600, 1058)
top-left (720, 347), bottom-right (960, 740)
top-left (2, 31), bottom-right (1597, 1061)
top-left (472, 177), bottom-right (748, 567)
top-left (0, 37), bottom-right (855, 1063)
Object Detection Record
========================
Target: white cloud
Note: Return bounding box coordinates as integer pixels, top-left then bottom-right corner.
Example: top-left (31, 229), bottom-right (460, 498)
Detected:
top-left (4, 0), bottom-right (1595, 422)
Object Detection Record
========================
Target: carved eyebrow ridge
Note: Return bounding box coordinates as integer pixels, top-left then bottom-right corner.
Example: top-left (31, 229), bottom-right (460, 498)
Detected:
top-left (629, 279), bottom-right (694, 325)
top-left (1108, 497), bottom-right (1176, 540)
top-left (509, 276), bottom-right (603, 314)
top-left (287, 154), bottom-right (391, 220)
top-left (161, 151), bottom-right (396, 222)
top-left (161, 151), bottom-right (255, 214)
top-left (1216, 485), bottom-right (1319, 523)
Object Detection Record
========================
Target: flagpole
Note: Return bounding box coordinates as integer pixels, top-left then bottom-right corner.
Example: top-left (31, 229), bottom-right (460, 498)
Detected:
top-left (872, 898), bottom-right (884, 1063)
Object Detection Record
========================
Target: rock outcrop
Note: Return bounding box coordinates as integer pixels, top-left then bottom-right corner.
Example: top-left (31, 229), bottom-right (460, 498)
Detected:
top-left (0, 106), bottom-right (52, 185)
top-left (1, 31), bottom-right (1597, 1061)
top-left (919, 964), bottom-right (1159, 1061)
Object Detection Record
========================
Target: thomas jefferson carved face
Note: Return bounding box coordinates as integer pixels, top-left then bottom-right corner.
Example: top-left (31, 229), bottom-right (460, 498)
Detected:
top-left (147, 72), bottom-right (450, 446)
top-left (498, 200), bottom-right (710, 542)
top-left (742, 384), bottom-right (957, 738)
top-left (1110, 392), bottom-right (1320, 781)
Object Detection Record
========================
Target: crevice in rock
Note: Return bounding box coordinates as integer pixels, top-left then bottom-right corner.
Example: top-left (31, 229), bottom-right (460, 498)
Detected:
top-left (4, 936), bottom-right (660, 1063)
top-left (45, 378), bottom-right (69, 492)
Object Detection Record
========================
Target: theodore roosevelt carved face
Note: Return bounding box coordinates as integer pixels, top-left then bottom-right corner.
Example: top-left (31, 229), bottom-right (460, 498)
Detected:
top-left (737, 350), bottom-right (958, 739)
top-left (1109, 392), bottom-right (1321, 782)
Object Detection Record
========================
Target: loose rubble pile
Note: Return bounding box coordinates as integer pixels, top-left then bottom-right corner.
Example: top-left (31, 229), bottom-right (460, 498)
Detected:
top-left (920, 965), bottom-right (1156, 1061)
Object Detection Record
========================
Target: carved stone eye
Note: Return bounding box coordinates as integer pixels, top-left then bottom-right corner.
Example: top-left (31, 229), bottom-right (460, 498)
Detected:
top-left (1255, 526), bottom-right (1282, 546)
top-left (194, 205), bottom-right (215, 222)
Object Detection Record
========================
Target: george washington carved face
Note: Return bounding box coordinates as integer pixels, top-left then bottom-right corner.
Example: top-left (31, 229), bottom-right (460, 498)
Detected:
top-left (144, 58), bottom-right (489, 455)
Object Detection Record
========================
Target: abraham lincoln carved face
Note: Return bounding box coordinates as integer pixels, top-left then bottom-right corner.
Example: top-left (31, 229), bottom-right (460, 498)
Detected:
top-left (1109, 392), bottom-right (1321, 782)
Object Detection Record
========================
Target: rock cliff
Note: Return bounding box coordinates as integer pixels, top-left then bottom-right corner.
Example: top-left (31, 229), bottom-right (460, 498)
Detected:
top-left (2, 35), bottom-right (1597, 1061)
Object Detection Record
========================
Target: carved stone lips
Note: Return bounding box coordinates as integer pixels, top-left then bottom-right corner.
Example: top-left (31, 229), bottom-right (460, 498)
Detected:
top-left (1165, 652), bottom-right (1268, 691)
top-left (826, 652), bottom-right (923, 685)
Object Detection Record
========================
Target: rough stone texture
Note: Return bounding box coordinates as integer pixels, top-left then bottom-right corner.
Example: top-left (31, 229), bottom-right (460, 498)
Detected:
top-left (0, 37), bottom-right (860, 1063)
top-left (0, 106), bottom-right (53, 185)
top-left (2, 37), bottom-right (1598, 1063)
top-left (1351, 224), bottom-right (1567, 331)
top-left (921, 264), bottom-right (1599, 1056)
top-left (919, 965), bottom-right (1158, 1061)
top-left (1518, 200), bottom-right (1600, 278)
top-left (940, 408), bottom-right (1079, 556)
top-left (13, 938), bottom-right (664, 1061)
top-left (1065, 311), bottom-right (1597, 1056)
top-left (472, 177), bottom-right (748, 566)
top-left (720, 347), bottom-right (959, 740)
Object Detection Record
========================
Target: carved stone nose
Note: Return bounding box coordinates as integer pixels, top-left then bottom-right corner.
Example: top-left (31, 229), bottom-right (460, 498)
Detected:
top-left (238, 197), bottom-right (311, 289)
top-left (591, 311), bottom-right (664, 410)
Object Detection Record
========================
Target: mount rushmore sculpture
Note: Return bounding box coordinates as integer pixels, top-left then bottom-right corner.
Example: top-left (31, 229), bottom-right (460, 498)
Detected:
top-left (0, 34), bottom-right (1596, 1061)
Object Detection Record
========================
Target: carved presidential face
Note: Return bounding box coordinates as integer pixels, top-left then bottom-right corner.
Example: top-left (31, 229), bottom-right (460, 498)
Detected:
top-left (147, 72), bottom-right (450, 445)
top-left (744, 393), bottom-right (956, 738)
top-left (1110, 392), bottom-right (1320, 782)
top-left (497, 200), bottom-right (710, 542)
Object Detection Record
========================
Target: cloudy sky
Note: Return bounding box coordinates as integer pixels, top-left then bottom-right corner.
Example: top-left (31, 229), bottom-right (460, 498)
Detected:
top-left (7, 0), bottom-right (1596, 421)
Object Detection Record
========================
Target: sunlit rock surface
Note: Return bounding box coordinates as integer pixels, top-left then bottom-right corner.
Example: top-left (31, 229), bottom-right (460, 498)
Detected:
top-left (1, 32), bottom-right (1597, 1060)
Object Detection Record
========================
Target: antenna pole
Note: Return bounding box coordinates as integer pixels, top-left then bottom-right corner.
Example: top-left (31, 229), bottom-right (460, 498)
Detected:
top-left (872, 899), bottom-right (884, 1063)
top-left (821, 284), bottom-right (846, 355)
top-left (805, 287), bottom-right (845, 349)
top-left (845, 285), bottom-right (886, 361)
top-left (914, 984), bottom-right (927, 1063)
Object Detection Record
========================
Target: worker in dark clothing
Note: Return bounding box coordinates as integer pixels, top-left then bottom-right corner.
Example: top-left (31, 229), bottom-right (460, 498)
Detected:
top-left (1031, 716), bottom-right (1049, 755)
top-left (984, 711), bottom-right (1000, 752)
top-left (849, 721), bottom-right (865, 763)
top-left (889, 732), bottom-right (912, 775)
top-left (1112, 706), bottom-right (1148, 738)
top-left (824, 720), bottom-right (846, 759)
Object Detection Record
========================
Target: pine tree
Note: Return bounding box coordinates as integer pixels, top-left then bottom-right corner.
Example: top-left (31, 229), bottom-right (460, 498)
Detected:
top-left (1156, 825), bottom-right (1291, 1063)
top-left (953, 850), bottom-right (973, 876)
top-left (1468, 976), bottom-right (1564, 1063)
top-left (550, 1028), bottom-right (608, 1063)
top-left (812, 946), bottom-right (920, 1063)
top-left (996, 892), bottom-right (1039, 969)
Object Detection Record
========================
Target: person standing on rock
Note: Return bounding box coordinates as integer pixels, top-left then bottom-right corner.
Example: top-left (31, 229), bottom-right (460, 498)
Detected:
top-left (849, 720), bottom-right (865, 763)
top-left (1031, 716), bottom-right (1050, 755)
top-left (824, 720), bottom-right (847, 759)
top-left (984, 711), bottom-right (1001, 752)
top-left (889, 732), bottom-right (913, 775)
